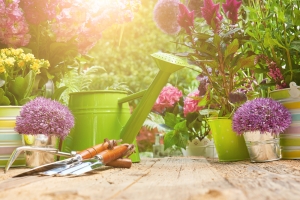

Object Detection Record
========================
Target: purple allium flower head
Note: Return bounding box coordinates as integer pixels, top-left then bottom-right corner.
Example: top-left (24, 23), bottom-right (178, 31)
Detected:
top-left (153, 0), bottom-right (181, 35)
top-left (15, 97), bottom-right (75, 139)
top-left (232, 98), bottom-right (292, 135)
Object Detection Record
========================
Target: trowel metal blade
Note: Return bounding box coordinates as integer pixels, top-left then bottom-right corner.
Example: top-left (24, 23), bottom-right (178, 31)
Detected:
top-left (68, 161), bottom-right (105, 176)
top-left (13, 157), bottom-right (78, 177)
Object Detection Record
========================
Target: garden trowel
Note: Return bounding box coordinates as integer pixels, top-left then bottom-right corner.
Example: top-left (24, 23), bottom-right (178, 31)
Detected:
top-left (9, 139), bottom-right (122, 177)
top-left (40, 144), bottom-right (134, 176)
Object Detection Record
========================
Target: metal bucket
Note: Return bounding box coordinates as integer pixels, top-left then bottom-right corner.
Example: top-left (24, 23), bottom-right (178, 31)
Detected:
top-left (61, 90), bottom-right (140, 162)
top-left (243, 131), bottom-right (280, 162)
top-left (0, 106), bottom-right (25, 167)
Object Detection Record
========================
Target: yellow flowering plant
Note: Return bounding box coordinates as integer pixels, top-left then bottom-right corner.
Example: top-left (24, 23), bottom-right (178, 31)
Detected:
top-left (0, 48), bottom-right (50, 105)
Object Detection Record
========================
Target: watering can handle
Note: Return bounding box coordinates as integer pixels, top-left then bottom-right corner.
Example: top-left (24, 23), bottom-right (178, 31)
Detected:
top-left (118, 90), bottom-right (146, 104)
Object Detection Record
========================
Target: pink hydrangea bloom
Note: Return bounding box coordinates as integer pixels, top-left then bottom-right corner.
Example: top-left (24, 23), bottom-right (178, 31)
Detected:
top-left (183, 90), bottom-right (202, 117)
top-left (0, 0), bottom-right (30, 47)
top-left (153, 85), bottom-right (183, 113)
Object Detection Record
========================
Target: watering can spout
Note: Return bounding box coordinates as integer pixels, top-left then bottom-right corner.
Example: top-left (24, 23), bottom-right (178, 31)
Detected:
top-left (120, 52), bottom-right (188, 144)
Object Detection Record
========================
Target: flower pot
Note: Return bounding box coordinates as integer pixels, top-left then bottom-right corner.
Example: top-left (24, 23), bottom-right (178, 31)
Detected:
top-left (23, 134), bottom-right (58, 168)
top-left (181, 138), bottom-right (218, 158)
top-left (207, 118), bottom-right (249, 162)
top-left (269, 83), bottom-right (300, 159)
top-left (243, 131), bottom-right (280, 162)
top-left (0, 106), bottom-right (25, 167)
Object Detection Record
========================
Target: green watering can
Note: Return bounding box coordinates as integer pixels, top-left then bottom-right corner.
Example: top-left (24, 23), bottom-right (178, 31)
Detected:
top-left (61, 52), bottom-right (188, 162)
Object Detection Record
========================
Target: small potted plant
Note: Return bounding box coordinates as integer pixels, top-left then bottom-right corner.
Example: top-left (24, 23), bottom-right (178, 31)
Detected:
top-left (232, 98), bottom-right (292, 162)
top-left (148, 84), bottom-right (211, 157)
top-left (15, 97), bottom-right (74, 167)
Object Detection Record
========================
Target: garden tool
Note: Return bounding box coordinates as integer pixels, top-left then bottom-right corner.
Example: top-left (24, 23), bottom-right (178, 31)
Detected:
top-left (39, 144), bottom-right (135, 176)
top-left (5, 138), bottom-right (119, 174)
top-left (13, 143), bottom-right (133, 177)
top-left (61, 52), bottom-right (188, 163)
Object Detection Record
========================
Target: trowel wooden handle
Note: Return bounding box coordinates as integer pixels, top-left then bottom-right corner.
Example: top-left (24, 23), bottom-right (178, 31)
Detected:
top-left (78, 139), bottom-right (119, 159)
top-left (106, 158), bottom-right (132, 168)
top-left (99, 145), bottom-right (129, 164)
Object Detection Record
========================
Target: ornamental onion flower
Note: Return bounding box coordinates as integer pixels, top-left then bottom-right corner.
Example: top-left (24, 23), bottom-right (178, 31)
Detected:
top-left (153, 0), bottom-right (181, 35)
top-left (15, 97), bottom-right (75, 139)
top-left (152, 84), bottom-right (182, 113)
top-left (232, 98), bottom-right (292, 135)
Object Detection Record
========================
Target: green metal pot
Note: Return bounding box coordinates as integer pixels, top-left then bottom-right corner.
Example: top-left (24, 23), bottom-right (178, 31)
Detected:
top-left (207, 118), bottom-right (249, 162)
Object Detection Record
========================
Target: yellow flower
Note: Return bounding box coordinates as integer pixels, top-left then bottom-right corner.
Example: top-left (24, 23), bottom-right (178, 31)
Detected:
top-left (0, 66), bottom-right (5, 73)
top-left (4, 57), bottom-right (15, 67)
top-left (18, 60), bottom-right (25, 68)
top-left (23, 53), bottom-right (35, 62)
top-left (30, 61), bottom-right (40, 73)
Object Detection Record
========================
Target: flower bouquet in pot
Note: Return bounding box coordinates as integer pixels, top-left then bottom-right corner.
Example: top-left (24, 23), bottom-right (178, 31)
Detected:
top-left (15, 97), bottom-right (74, 167)
top-left (233, 98), bottom-right (292, 162)
top-left (148, 84), bottom-right (211, 157)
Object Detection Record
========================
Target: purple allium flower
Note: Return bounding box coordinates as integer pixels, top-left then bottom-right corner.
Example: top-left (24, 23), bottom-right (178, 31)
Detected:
top-left (15, 97), bottom-right (75, 139)
top-left (232, 98), bottom-right (292, 135)
top-left (153, 0), bottom-right (181, 35)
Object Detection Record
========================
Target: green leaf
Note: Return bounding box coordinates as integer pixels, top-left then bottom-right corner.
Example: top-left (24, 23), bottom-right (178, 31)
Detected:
top-left (0, 88), bottom-right (10, 105)
top-left (224, 39), bottom-right (239, 60)
top-left (291, 41), bottom-right (300, 52)
top-left (164, 112), bottom-right (178, 128)
top-left (235, 55), bottom-right (256, 73)
top-left (163, 130), bottom-right (188, 150)
top-left (52, 86), bottom-right (68, 101)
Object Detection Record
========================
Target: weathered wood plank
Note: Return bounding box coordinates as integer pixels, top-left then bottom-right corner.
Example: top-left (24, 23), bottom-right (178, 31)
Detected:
top-left (0, 157), bottom-right (244, 200)
top-left (207, 159), bottom-right (300, 200)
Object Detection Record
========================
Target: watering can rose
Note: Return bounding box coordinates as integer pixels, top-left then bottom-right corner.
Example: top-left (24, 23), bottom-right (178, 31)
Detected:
top-left (15, 97), bottom-right (74, 139)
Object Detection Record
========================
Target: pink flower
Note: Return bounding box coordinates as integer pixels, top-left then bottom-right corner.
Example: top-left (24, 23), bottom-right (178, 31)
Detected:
top-left (222, 0), bottom-right (242, 24)
top-left (201, 0), bottom-right (223, 32)
top-left (0, 0), bottom-right (30, 47)
top-left (177, 3), bottom-right (194, 35)
top-left (183, 90), bottom-right (202, 117)
top-left (153, 85), bottom-right (183, 113)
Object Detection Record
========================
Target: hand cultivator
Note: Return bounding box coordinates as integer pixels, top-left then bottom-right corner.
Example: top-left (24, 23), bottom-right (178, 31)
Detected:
top-left (5, 139), bottom-right (135, 177)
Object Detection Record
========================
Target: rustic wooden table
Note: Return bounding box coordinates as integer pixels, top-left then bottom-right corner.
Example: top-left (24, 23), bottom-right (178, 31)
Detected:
top-left (0, 157), bottom-right (300, 200)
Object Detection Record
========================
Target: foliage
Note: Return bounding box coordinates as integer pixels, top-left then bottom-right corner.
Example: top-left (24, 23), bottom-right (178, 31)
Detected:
top-left (88, 0), bottom-right (198, 95)
top-left (0, 0), bottom-right (141, 88)
top-left (173, 0), bottom-right (258, 117)
top-left (149, 84), bottom-right (210, 150)
top-left (243, 0), bottom-right (300, 89)
top-left (0, 48), bottom-right (50, 105)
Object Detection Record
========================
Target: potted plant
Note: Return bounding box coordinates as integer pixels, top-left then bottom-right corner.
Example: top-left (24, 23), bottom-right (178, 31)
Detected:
top-left (153, 0), bottom-right (260, 160)
top-left (148, 84), bottom-right (212, 157)
top-left (232, 98), bottom-right (292, 162)
top-left (15, 97), bottom-right (74, 167)
top-left (0, 48), bottom-right (50, 167)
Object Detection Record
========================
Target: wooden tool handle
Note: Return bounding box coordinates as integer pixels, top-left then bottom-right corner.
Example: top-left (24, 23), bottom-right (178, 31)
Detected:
top-left (78, 139), bottom-right (119, 159)
top-left (106, 158), bottom-right (132, 168)
top-left (99, 145), bottom-right (129, 164)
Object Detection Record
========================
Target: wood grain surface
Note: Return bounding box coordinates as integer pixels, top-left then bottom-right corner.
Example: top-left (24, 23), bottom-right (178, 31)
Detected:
top-left (0, 157), bottom-right (299, 200)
